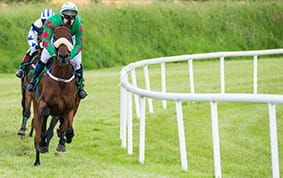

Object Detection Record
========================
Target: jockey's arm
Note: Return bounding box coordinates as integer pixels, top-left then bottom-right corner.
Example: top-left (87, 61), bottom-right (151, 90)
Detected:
top-left (70, 24), bottom-right (84, 59)
top-left (27, 24), bottom-right (39, 49)
top-left (42, 22), bottom-right (55, 57)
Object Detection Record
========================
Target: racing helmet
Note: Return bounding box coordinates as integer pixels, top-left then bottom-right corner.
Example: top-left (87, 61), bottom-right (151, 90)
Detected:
top-left (60, 2), bottom-right (78, 20)
top-left (41, 9), bottom-right (55, 20)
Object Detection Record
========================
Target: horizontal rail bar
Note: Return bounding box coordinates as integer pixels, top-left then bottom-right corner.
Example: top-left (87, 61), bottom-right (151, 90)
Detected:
top-left (121, 81), bottom-right (283, 104)
top-left (120, 49), bottom-right (283, 79)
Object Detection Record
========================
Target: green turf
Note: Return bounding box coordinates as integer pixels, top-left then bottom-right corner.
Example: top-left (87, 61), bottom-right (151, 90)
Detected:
top-left (0, 58), bottom-right (282, 177)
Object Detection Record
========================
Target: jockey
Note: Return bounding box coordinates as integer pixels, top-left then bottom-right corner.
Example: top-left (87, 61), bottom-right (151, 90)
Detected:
top-left (16, 9), bottom-right (55, 78)
top-left (26, 2), bottom-right (87, 99)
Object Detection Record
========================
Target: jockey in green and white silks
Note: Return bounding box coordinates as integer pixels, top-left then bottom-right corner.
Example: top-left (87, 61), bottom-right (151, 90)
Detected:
top-left (16, 9), bottom-right (55, 78)
top-left (26, 2), bottom-right (87, 99)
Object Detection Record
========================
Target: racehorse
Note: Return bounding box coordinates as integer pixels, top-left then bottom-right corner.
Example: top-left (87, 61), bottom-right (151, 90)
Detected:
top-left (17, 25), bottom-right (66, 152)
top-left (17, 25), bottom-right (61, 139)
top-left (18, 25), bottom-right (43, 135)
top-left (32, 24), bottom-right (80, 166)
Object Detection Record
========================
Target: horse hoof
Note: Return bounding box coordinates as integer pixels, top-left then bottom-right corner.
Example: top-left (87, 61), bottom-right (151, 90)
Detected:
top-left (38, 143), bottom-right (48, 153)
top-left (56, 144), bottom-right (66, 152)
top-left (34, 161), bottom-right (40, 166)
top-left (38, 146), bottom-right (48, 153)
top-left (17, 129), bottom-right (26, 135)
top-left (66, 137), bottom-right (72, 144)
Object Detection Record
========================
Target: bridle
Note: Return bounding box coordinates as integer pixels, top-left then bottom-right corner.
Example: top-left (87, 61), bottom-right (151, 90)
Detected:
top-left (46, 26), bottom-right (75, 83)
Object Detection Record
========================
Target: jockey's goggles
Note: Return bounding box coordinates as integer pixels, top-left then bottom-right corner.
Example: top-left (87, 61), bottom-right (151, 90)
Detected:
top-left (63, 15), bottom-right (76, 20)
top-left (62, 10), bottom-right (77, 20)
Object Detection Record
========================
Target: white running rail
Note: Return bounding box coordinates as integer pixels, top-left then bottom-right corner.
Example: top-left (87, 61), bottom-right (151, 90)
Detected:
top-left (119, 49), bottom-right (283, 178)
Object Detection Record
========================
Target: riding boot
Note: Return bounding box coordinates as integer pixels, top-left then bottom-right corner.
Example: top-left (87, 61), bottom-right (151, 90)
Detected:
top-left (75, 66), bottom-right (87, 99)
top-left (16, 55), bottom-right (31, 78)
top-left (26, 61), bottom-right (45, 91)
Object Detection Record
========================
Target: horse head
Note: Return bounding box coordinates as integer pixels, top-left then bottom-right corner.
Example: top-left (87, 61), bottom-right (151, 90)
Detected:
top-left (51, 25), bottom-right (73, 66)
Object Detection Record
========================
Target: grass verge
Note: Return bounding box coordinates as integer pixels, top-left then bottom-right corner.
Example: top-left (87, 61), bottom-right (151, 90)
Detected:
top-left (0, 58), bottom-right (282, 177)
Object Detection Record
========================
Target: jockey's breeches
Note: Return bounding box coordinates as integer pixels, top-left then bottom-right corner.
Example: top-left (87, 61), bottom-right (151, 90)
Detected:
top-left (40, 48), bottom-right (82, 70)
top-left (40, 35), bottom-right (82, 70)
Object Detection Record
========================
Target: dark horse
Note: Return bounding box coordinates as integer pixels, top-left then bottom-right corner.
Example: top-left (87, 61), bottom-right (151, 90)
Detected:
top-left (17, 25), bottom-right (62, 139)
top-left (32, 24), bottom-right (80, 166)
top-left (17, 25), bottom-right (43, 135)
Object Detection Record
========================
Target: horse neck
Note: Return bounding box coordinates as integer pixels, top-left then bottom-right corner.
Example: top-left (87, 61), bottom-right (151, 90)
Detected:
top-left (51, 61), bottom-right (74, 79)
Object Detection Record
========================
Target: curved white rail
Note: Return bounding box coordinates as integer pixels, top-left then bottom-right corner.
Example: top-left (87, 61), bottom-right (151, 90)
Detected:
top-left (120, 49), bottom-right (283, 178)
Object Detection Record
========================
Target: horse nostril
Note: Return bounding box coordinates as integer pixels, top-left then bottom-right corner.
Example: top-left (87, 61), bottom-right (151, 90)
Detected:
top-left (59, 54), bottom-right (69, 59)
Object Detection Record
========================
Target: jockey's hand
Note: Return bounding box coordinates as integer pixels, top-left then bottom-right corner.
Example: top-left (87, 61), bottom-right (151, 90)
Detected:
top-left (39, 42), bottom-right (44, 49)
top-left (35, 46), bottom-right (41, 53)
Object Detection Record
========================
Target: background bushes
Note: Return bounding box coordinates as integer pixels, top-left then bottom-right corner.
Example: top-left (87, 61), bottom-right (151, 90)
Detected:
top-left (0, 1), bottom-right (282, 72)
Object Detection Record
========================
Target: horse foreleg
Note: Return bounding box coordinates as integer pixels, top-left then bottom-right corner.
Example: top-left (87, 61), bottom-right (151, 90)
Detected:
top-left (56, 128), bottom-right (66, 152)
top-left (38, 115), bottom-right (49, 153)
top-left (56, 118), bottom-right (67, 152)
top-left (65, 110), bottom-right (75, 144)
top-left (38, 101), bottom-right (50, 153)
top-left (33, 102), bottom-right (41, 166)
top-left (18, 91), bottom-right (32, 135)
top-left (46, 116), bottom-right (59, 146)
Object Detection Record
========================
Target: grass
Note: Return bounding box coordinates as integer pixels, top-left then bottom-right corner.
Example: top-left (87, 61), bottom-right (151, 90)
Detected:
top-left (0, 57), bottom-right (283, 177)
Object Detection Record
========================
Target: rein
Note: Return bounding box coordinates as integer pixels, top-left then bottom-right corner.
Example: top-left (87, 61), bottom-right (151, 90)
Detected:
top-left (47, 69), bottom-right (75, 83)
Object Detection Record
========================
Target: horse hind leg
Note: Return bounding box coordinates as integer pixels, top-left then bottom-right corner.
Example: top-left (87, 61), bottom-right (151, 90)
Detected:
top-left (29, 118), bottom-right (34, 137)
top-left (34, 144), bottom-right (40, 166)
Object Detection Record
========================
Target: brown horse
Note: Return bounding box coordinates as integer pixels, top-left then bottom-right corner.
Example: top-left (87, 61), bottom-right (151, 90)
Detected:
top-left (17, 26), bottom-right (61, 139)
top-left (32, 24), bottom-right (80, 166)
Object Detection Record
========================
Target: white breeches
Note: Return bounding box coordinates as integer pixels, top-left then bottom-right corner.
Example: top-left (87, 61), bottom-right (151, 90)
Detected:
top-left (40, 36), bottom-right (82, 70)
